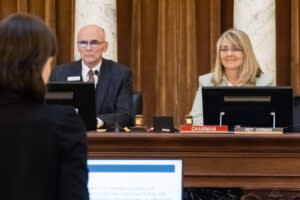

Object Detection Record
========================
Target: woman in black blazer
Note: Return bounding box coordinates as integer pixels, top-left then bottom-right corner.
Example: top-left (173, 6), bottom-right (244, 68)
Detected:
top-left (0, 14), bottom-right (89, 200)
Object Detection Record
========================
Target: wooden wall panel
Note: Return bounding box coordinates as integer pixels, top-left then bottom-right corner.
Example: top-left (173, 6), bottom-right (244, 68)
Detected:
top-left (17, 0), bottom-right (29, 13)
top-left (195, 0), bottom-right (211, 75)
top-left (117, 0), bottom-right (233, 128)
top-left (117, 0), bottom-right (132, 68)
top-left (291, 0), bottom-right (300, 95)
top-left (55, 0), bottom-right (75, 64)
top-left (0, 0), bottom-right (75, 65)
top-left (220, 0), bottom-right (234, 33)
top-left (137, 0), bottom-right (158, 122)
top-left (0, 0), bottom-right (17, 18)
top-left (209, 0), bottom-right (221, 70)
top-left (276, 0), bottom-right (291, 86)
top-left (29, 0), bottom-right (44, 19)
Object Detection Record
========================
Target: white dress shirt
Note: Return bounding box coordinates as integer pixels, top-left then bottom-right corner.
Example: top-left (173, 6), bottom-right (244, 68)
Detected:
top-left (81, 60), bottom-right (104, 128)
top-left (81, 60), bottom-right (101, 87)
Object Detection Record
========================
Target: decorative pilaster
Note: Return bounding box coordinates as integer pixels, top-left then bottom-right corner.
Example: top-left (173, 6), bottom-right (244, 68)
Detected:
top-left (74, 0), bottom-right (118, 61)
top-left (234, 0), bottom-right (276, 82)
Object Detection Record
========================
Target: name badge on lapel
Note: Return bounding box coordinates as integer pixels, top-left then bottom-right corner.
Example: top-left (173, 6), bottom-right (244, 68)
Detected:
top-left (67, 76), bottom-right (80, 81)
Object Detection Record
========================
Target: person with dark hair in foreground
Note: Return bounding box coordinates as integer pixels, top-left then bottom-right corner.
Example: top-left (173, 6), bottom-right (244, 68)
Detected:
top-left (0, 14), bottom-right (88, 200)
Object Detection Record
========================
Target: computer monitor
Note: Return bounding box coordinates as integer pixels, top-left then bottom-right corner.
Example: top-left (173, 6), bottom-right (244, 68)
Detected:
top-left (202, 86), bottom-right (293, 130)
top-left (87, 159), bottom-right (182, 200)
top-left (46, 82), bottom-right (97, 131)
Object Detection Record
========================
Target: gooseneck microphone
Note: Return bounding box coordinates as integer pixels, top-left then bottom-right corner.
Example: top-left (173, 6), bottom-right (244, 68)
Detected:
top-left (95, 70), bottom-right (125, 132)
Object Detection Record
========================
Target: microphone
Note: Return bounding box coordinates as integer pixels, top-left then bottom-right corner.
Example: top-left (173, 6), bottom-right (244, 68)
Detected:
top-left (94, 70), bottom-right (125, 132)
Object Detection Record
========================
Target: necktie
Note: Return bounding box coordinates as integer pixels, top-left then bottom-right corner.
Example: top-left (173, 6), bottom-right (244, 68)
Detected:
top-left (88, 69), bottom-right (94, 83)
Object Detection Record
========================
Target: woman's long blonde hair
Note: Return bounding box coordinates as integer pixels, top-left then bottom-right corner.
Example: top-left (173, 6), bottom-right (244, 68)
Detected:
top-left (211, 28), bottom-right (262, 86)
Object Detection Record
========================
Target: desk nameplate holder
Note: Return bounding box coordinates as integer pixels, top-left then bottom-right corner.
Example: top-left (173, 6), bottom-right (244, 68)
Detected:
top-left (220, 110), bottom-right (283, 134)
top-left (180, 125), bottom-right (228, 133)
top-left (234, 126), bottom-right (283, 134)
top-left (180, 115), bottom-right (228, 133)
top-left (233, 112), bottom-right (283, 134)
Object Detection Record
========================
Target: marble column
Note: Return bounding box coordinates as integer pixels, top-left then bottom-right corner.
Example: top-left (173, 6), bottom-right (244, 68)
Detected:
top-left (74, 0), bottom-right (118, 61)
top-left (234, 0), bottom-right (276, 83)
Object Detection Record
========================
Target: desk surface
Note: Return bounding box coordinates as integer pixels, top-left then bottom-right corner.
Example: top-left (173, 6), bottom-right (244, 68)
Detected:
top-left (87, 132), bottom-right (300, 189)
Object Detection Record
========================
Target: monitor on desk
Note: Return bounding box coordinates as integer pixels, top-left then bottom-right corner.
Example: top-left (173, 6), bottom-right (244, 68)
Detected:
top-left (46, 82), bottom-right (97, 131)
top-left (202, 86), bottom-right (293, 130)
top-left (87, 159), bottom-right (182, 200)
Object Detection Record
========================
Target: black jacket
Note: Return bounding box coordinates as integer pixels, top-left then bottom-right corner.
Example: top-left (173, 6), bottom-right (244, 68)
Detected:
top-left (50, 58), bottom-right (133, 128)
top-left (0, 92), bottom-right (89, 200)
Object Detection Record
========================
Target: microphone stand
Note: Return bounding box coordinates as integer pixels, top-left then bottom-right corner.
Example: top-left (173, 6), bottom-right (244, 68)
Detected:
top-left (95, 70), bottom-right (125, 132)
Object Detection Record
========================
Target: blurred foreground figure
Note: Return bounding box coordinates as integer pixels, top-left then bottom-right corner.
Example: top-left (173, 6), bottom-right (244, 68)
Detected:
top-left (0, 14), bottom-right (89, 200)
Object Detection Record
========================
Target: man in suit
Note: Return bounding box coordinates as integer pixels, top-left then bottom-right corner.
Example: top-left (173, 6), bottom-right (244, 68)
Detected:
top-left (50, 25), bottom-right (133, 129)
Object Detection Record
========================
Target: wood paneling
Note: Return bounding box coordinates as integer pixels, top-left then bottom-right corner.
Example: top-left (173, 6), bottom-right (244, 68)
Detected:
top-left (29, 0), bottom-right (44, 19)
top-left (116, 0), bottom-right (132, 68)
top-left (195, 0), bottom-right (211, 75)
top-left (17, 0), bottom-right (29, 13)
top-left (210, 0), bottom-right (221, 69)
top-left (44, 0), bottom-right (56, 29)
top-left (276, 0), bottom-right (291, 86)
top-left (291, 0), bottom-right (300, 95)
top-left (220, 0), bottom-right (233, 33)
top-left (0, 0), bottom-right (17, 18)
top-left (87, 132), bottom-right (300, 189)
top-left (0, 0), bottom-right (75, 65)
top-left (276, 0), bottom-right (300, 96)
top-left (117, 0), bottom-right (233, 128)
top-left (55, 0), bottom-right (75, 64)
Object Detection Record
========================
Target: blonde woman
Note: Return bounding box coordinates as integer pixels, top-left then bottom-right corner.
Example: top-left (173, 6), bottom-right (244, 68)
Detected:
top-left (190, 28), bottom-right (274, 125)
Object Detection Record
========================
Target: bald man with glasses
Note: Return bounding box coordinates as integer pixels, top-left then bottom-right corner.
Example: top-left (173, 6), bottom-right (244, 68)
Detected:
top-left (50, 25), bottom-right (133, 130)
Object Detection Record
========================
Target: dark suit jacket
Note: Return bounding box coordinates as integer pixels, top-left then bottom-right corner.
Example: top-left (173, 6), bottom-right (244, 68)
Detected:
top-left (0, 92), bottom-right (89, 200)
top-left (50, 58), bottom-right (133, 129)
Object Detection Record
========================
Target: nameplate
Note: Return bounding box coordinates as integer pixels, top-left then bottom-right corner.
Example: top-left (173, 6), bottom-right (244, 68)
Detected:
top-left (234, 127), bottom-right (283, 134)
top-left (67, 76), bottom-right (80, 81)
top-left (180, 125), bottom-right (228, 133)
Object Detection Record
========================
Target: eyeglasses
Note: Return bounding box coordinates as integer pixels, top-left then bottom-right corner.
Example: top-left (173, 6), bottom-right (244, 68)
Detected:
top-left (220, 47), bottom-right (243, 54)
top-left (78, 40), bottom-right (105, 49)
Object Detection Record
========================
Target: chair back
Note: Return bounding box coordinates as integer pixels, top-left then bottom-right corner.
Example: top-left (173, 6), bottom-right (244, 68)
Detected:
top-left (131, 91), bottom-right (143, 126)
top-left (132, 91), bottom-right (143, 115)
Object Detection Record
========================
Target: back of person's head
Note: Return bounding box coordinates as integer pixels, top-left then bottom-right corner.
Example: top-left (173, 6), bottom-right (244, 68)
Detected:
top-left (212, 28), bottom-right (261, 86)
top-left (0, 14), bottom-right (57, 101)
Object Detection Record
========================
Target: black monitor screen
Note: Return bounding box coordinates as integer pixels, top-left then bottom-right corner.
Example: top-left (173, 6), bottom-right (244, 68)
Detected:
top-left (202, 86), bottom-right (293, 130)
top-left (46, 82), bottom-right (97, 131)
